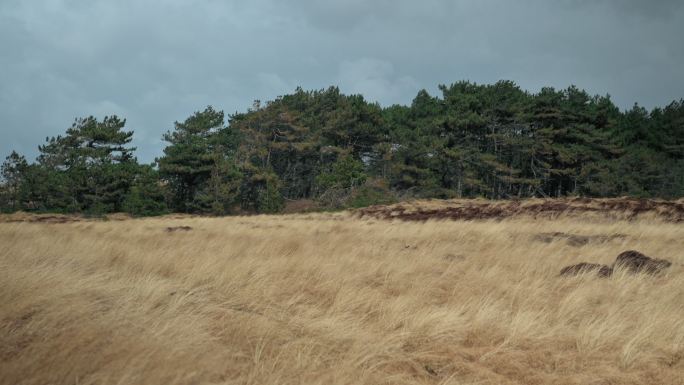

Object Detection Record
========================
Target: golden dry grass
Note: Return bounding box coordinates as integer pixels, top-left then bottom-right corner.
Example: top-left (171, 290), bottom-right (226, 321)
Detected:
top-left (1, 205), bottom-right (683, 384)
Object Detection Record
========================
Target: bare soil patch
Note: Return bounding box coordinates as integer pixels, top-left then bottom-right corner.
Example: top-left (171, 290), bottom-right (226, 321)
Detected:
top-left (614, 250), bottom-right (673, 275)
top-left (560, 262), bottom-right (613, 277)
top-left (534, 232), bottom-right (627, 246)
top-left (0, 212), bottom-right (81, 224)
top-left (560, 250), bottom-right (673, 278)
top-left (165, 226), bottom-right (193, 232)
top-left (356, 197), bottom-right (684, 222)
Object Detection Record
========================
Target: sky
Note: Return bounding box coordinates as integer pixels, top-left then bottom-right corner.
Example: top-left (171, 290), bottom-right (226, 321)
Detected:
top-left (1, 0), bottom-right (683, 163)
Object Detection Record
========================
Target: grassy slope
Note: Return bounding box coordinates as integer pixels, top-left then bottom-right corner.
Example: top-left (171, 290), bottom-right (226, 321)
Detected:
top-left (1, 208), bottom-right (683, 384)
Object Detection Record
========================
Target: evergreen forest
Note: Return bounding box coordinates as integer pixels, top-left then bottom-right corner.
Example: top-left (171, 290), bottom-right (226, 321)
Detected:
top-left (2, 81), bottom-right (683, 215)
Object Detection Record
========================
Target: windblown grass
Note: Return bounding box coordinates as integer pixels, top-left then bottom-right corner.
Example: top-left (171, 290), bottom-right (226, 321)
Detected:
top-left (1, 206), bottom-right (683, 384)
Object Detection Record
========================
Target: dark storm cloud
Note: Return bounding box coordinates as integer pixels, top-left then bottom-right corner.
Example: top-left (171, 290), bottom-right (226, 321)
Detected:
top-left (1, 0), bottom-right (683, 163)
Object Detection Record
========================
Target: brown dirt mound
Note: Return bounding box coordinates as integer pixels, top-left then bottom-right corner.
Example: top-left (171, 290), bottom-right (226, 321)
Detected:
top-left (613, 250), bottom-right (672, 275)
top-left (166, 226), bottom-right (193, 232)
top-left (534, 232), bottom-right (627, 246)
top-left (356, 198), bottom-right (684, 222)
top-left (559, 250), bottom-right (672, 279)
top-left (0, 212), bottom-right (81, 224)
top-left (559, 263), bottom-right (613, 278)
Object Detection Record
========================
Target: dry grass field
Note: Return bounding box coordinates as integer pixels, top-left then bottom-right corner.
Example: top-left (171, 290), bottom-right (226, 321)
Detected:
top-left (1, 199), bottom-right (684, 384)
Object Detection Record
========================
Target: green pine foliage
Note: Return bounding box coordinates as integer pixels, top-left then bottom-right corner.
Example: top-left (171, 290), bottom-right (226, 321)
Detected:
top-left (1, 82), bottom-right (682, 215)
top-left (121, 165), bottom-right (169, 217)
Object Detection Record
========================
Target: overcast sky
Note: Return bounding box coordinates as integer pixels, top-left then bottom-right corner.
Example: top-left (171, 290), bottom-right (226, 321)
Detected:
top-left (2, 0), bottom-right (683, 163)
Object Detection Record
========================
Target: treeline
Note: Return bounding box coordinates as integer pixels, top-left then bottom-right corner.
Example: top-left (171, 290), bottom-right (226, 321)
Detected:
top-left (2, 81), bottom-right (683, 215)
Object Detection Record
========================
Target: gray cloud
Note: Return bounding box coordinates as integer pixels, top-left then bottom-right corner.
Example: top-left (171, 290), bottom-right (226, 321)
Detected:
top-left (1, 0), bottom-right (683, 163)
top-left (569, 0), bottom-right (683, 18)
